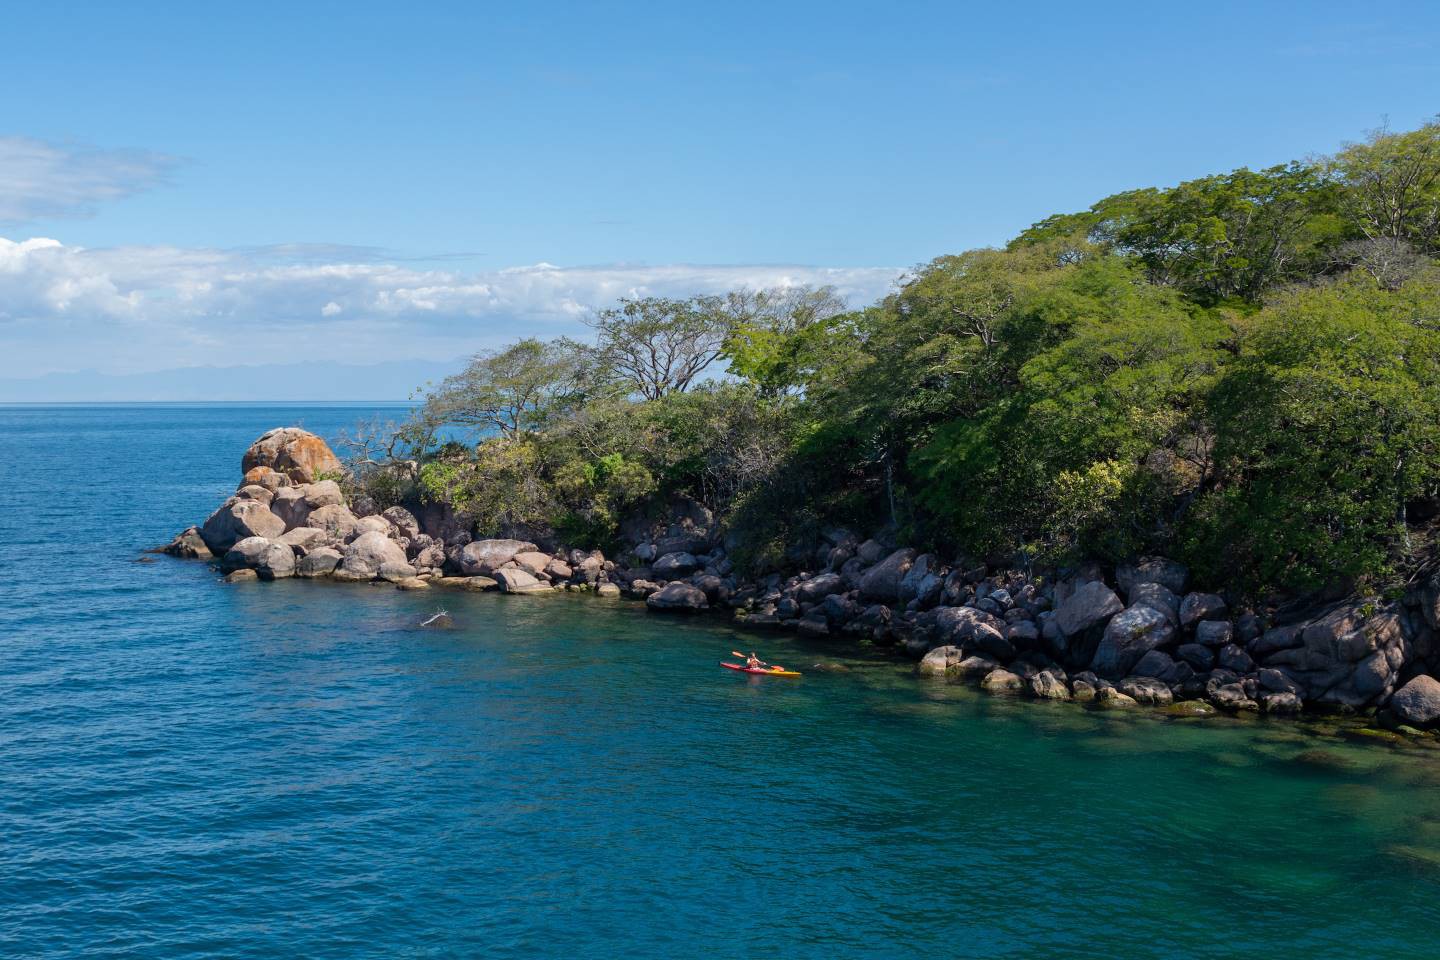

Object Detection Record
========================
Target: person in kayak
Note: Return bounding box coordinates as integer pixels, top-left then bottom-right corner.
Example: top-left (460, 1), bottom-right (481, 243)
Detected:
top-left (745, 652), bottom-right (768, 671)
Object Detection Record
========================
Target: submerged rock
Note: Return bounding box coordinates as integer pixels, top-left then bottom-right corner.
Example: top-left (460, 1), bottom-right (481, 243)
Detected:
top-left (980, 668), bottom-right (1025, 693)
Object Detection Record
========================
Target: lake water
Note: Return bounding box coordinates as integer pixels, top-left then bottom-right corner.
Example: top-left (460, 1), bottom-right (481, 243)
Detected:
top-left (5, 404), bottom-right (1440, 958)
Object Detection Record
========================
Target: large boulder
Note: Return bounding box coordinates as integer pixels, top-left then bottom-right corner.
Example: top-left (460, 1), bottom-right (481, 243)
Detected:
top-left (1116, 558), bottom-right (1189, 597)
top-left (297, 547), bottom-right (343, 578)
top-left (381, 505), bottom-right (421, 540)
top-left (276, 526), bottom-right (328, 553)
top-left (495, 568), bottom-right (552, 593)
top-left (200, 498), bottom-right (286, 553)
top-left (271, 480), bottom-right (347, 530)
top-left (652, 551), bottom-right (701, 579)
top-left (1090, 604), bottom-right (1175, 679)
top-left (1055, 581), bottom-right (1124, 637)
top-left (1127, 582), bottom-right (1180, 624)
top-left (221, 536), bottom-right (295, 580)
top-left (1118, 676), bottom-right (1173, 706)
top-left (304, 504), bottom-right (359, 541)
top-left (646, 582), bottom-right (708, 612)
top-left (162, 525), bottom-right (213, 559)
top-left (1391, 675), bottom-right (1440, 726)
top-left (796, 572), bottom-right (846, 604)
top-left (918, 645), bottom-right (964, 677)
top-left (980, 669), bottom-right (1025, 693)
top-left (931, 606), bottom-right (1012, 660)
top-left (1179, 592), bottom-right (1227, 627)
top-left (512, 551), bottom-right (555, 576)
top-left (241, 427), bottom-right (343, 483)
top-left (859, 548), bottom-right (918, 601)
top-left (459, 539), bottom-right (537, 576)
top-left (341, 530), bottom-right (408, 579)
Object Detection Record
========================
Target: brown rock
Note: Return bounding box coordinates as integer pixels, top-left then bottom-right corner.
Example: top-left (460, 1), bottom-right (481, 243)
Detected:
top-left (241, 427), bottom-right (343, 483)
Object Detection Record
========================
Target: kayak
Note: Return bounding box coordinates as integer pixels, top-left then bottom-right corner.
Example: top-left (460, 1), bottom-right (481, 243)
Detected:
top-left (721, 662), bottom-right (801, 677)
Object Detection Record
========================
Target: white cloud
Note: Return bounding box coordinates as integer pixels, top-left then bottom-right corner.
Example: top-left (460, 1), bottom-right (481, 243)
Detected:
top-left (0, 137), bottom-right (178, 223)
top-left (0, 235), bottom-right (904, 377)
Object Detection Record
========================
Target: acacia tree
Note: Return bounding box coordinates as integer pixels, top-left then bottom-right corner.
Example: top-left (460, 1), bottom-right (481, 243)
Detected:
top-left (419, 337), bottom-right (597, 438)
top-left (1331, 119), bottom-right (1440, 254)
top-left (587, 296), bottom-right (731, 400)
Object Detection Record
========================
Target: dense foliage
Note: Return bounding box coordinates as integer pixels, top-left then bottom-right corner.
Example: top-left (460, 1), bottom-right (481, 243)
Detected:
top-left (355, 120), bottom-right (1440, 598)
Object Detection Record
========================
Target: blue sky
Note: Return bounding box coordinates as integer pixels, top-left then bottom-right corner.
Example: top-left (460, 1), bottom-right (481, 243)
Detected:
top-left (1, 1), bottom-right (1438, 392)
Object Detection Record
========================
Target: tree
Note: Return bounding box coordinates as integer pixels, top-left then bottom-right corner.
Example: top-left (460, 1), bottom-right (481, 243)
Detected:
top-left (588, 296), bottom-right (731, 400)
top-left (1331, 119), bottom-right (1440, 255)
top-left (1014, 164), bottom-right (1344, 303)
top-left (720, 285), bottom-right (849, 397)
top-left (910, 257), bottom-right (1228, 562)
top-left (419, 337), bottom-right (597, 439)
top-left (1183, 277), bottom-right (1440, 594)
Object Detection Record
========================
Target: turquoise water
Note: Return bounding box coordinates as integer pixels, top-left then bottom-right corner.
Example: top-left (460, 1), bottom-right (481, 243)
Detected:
top-left (5, 405), bottom-right (1440, 959)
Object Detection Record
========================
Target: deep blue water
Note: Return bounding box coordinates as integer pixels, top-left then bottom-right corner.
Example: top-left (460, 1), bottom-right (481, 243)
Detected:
top-left (5, 404), bottom-right (1440, 959)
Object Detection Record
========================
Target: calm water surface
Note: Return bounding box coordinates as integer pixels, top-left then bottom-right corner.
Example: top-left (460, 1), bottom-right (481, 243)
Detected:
top-left (4, 404), bottom-right (1440, 958)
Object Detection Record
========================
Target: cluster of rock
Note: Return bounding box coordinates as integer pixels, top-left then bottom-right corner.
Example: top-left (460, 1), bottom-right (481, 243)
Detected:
top-left (165, 427), bottom-right (1440, 732)
top-left (165, 428), bottom-right (628, 596)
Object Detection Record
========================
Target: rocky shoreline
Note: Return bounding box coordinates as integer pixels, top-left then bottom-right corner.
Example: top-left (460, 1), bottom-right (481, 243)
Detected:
top-left (164, 427), bottom-right (1440, 737)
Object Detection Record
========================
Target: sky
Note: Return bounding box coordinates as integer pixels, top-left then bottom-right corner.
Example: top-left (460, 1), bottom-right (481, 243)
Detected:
top-left (2, 1), bottom-right (1438, 398)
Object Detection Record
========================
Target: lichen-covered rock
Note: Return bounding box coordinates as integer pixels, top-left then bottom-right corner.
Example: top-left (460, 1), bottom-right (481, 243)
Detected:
top-left (200, 498), bottom-right (286, 553)
top-left (646, 581), bottom-right (708, 611)
top-left (241, 427), bottom-right (343, 483)
top-left (1095, 687), bottom-right (1138, 708)
top-left (918, 645), bottom-right (963, 677)
top-left (1055, 581), bottom-right (1123, 637)
top-left (596, 582), bottom-right (622, 598)
top-left (459, 539), bottom-right (537, 576)
top-left (381, 505), bottom-right (421, 540)
top-left (1118, 676), bottom-right (1173, 706)
top-left (1030, 670), bottom-right (1071, 700)
top-left (1090, 604), bottom-right (1175, 678)
top-left (980, 668), bottom-right (1025, 693)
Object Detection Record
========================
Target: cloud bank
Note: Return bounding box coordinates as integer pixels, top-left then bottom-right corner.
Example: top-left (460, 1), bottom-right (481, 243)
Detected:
top-left (0, 137), bottom-right (178, 223)
top-left (0, 236), bottom-right (904, 380)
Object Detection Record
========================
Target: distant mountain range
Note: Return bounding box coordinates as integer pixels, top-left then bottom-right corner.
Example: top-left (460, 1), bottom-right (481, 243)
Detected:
top-left (0, 358), bottom-right (466, 403)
